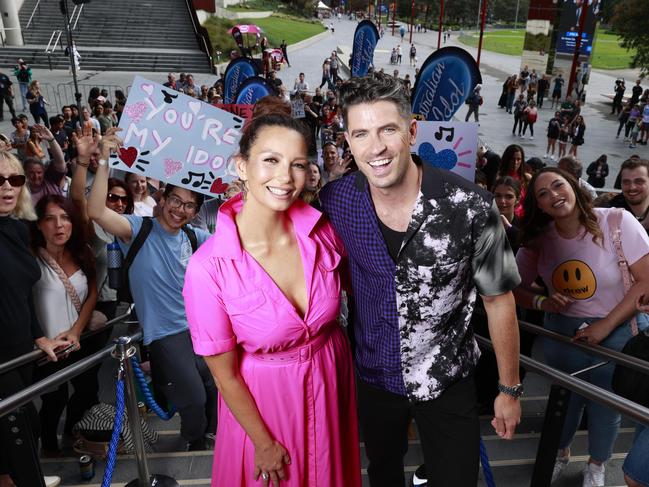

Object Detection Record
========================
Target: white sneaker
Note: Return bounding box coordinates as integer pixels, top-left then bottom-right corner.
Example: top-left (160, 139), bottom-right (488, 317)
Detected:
top-left (529, 136), bottom-right (534, 140)
top-left (582, 462), bottom-right (605, 487)
top-left (544, 153), bottom-right (549, 158)
top-left (44, 477), bottom-right (61, 487)
top-left (551, 454), bottom-right (569, 483)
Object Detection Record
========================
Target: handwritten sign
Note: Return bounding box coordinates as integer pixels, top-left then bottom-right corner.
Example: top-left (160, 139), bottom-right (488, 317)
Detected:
top-left (291, 98), bottom-right (305, 118)
top-left (214, 103), bottom-right (254, 119)
top-left (413, 121), bottom-right (478, 182)
top-left (114, 76), bottom-right (243, 197)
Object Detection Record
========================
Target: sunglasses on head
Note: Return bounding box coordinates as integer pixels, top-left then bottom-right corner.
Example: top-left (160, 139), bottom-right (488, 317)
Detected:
top-left (107, 193), bottom-right (129, 204)
top-left (0, 175), bottom-right (26, 187)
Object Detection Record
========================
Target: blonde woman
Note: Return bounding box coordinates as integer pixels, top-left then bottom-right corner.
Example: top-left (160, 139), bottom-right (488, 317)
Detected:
top-left (26, 80), bottom-right (49, 127)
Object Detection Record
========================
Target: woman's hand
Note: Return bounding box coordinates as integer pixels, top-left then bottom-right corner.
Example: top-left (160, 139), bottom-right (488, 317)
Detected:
top-left (254, 440), bottom-right (291, 486)
top-left (572, 318), bottom-right (614, 345)
top-left (55, 328), bottom-right (82, 351)
top-left (541, 293), bottom-right (574, 313)
top-left (636, 293), bottom-right (649, 313)
top-left (31, 124), bottom-right (54, 142)
top-left (500, 214), bottom-right (512, 230)
top-left (76, 132), bottom-right (100, 162)
top-left (34, 336), bottom-right (71, 362)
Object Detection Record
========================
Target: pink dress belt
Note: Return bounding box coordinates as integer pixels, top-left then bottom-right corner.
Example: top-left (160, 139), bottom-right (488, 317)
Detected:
top-left (244, 325), bottom-right (336, 364)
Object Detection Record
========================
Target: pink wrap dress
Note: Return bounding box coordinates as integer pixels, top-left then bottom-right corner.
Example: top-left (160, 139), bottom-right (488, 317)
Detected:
top-left (183, 194), bottom-right (361, 487)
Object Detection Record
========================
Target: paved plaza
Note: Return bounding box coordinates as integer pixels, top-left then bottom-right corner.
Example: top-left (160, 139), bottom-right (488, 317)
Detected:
top-left (1, 17), bottom-right (646, 187)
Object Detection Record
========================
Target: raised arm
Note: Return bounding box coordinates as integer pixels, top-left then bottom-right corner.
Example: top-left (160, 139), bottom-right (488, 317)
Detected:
top-left (87, 128), bottom-right (132, 242)
top-left (33, 124), bottom-right (66, 173)
top-left (70, 133), bottom-right (100, 223)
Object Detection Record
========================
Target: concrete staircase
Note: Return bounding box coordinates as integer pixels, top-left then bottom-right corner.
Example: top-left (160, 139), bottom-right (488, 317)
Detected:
top-left (1, 0), bottom-right (212, 73)
top-left (38, 327), bottom-right (636, 487)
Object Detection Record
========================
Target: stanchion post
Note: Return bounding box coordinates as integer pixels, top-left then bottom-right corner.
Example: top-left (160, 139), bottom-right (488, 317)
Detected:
top-left (530, 384), bottom-right (570, 487)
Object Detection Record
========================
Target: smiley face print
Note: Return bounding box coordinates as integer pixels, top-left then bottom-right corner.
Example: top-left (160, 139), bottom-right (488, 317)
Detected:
top-left (551, 260), bottom-right (597, 300)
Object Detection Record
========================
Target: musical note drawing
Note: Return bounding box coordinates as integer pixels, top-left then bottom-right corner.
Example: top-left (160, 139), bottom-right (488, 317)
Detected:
top-left (181, 171), bottom-right (206, 188)
top-left (161, 90), bottom-right (179, 104)
top-left (434, 126), bottom-right (455, 142)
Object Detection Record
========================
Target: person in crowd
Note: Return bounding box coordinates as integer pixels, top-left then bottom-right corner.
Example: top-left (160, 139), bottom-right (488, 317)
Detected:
top-left (0, 149), bottom-right (67, 487)
top-left (493, 176), bottom-right (522, 254)
top-left (612, 79), bottom-right (626, 115)
top-left (87, 130), bottom-right (217, 451)
top-left (409, 43), bottom-right (417, 67)
top-left (50, 116), bottom-right (69, 158)
top-left (558, 117), bottom-right (570, 159)
top-left (0, 69), bottom-right (17, 122)
top-left (586, 155), bottom-right (609, 189)
top-left (319, 58), bottom-right (333, 90)
top-left (26, 80), bottom-right (49, 128)
top-left (76, 106), bottom-right (100, 136)
top-left (629, 79), bottom-right (643, 107)
top-left (319, 71), bottom-right (522, 487)
top-left (25, 126), bottom-right (46, 161)
top-left (498, 76), bottom-right (510, 109)
top-left (114, 90), bottom-right (127, 123)
top-left (545, 111), bottom-right (561, 161)
top-left (551, 74), bottom-right (564, 109)
top-left (465, 84), bottom-right (483, 123)
top-left (280, 40), bottom-right (290, 67)
top-left (629, 117), bottom-right (643, 149)
top-left (293, 72), bottom-right (309, 95)
top-left (322, 141), bottom-right (355, 184)
top-left (23, 125), bottom-right (68, 205)
top-left (13, 59), bottom-right (31, 113)
top-left (514, 167), bottom-right (649, 487)
top-left (94, 103), bottom-right (114, 135)
top-left (525, 156), bottom-right (546, 178)
top-left (125, 173), bottom-right (156, 216)
top-left (560, 95), bottom-right (575, 120)
top-left (499, 144), bottom-right (530, 216)
top-left (569, 115), bottom-right (586, 157)
top-left (512, 93), bottom-right (528, 137)
top-left (558, 155), bottom-right (598, 200)
top-left (301, 161), bottom-right (323, 207)
top-left (30, 194), bottom-right (98, 455)
top-left (163, 73), bottom-right (177, 90)
top-left (477, 145), bottom-right (502, 190)
top-left (506, 74), bottom-right (517, 113)
top-left (522, 100), bottom-right (538, 140)
top-left (599, 158), bottom-right (649, 233)
top-left (639, 102), bottom-right (649, 146)
top-left (622, 294), bottom-right (649, 487)
top-left (617, 105), bottom-right (632, 139)
top-left (183, 98), bottom-right (361, 486)
top-left (10, 115), bottom-right (30, 161)
top-left (537, 75), bottom-right (549, 108)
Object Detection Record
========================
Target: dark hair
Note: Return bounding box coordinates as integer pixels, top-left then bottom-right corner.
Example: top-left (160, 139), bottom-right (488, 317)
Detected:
top-left (474, 170), bottom-right (487, 187)
top-left (620, 157), bottom-right (649, 175)
top-left (108, 177), bottom-right (135, 214)
top-left (339, 71), bottom-right (412, 126)
top-left (239, 97), bottom-right (311, 160)
top-left (499, 144), bottom-right (526, 180)
top-left (558, 155), bottom-right (583, 178)
top-left (520, 167), bottom-right (602, 247)
top-left (162, 184), bottom-right (204, 212)
top-left (88, 87), bottom-right (100, 104)
top-left (31, 194), bottom-right (96, 280)
top-left (49, 116), bottom-right (62, 126)
top-left (493, 176), bottom-right (522, 199)
top-left (525, 157), bottom-right (545, 173)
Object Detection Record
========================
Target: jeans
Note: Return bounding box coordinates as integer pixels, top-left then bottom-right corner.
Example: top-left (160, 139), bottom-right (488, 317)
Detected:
top-left (506, 93), bottom-right (515, 112)
top-left (465, 105), bottom-right (479, 122)
top-left (18, 82), bottom-right (28, 111)
top-left (523, 121), bottom-right (535, 137)
top-left (513, 116), bottom-right (524, 135)
top-left (0, 94), bottom-right (16, 120)
top-left (543, 312), bottom-right (649, 462)
top-left (623, 425), bottom-right (649, 486)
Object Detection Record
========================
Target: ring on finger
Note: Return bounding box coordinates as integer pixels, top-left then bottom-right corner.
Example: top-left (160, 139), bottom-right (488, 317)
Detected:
top-left (261, 472), bottom-right (269, 480)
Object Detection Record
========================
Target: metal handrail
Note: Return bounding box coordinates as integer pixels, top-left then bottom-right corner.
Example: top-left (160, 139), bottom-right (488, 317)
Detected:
top-left (25, 0), bottom-right (42, 29)
top-left (518, 318), bottom-right (649, 375)
top-left (0, 329), bottom-right (143, 417)
top-left (66, 4), bottom-right (78, 27)
top-left (183, 0), bottom-right (215, 73)
top-left (0, 305), bottom-right (134, 376)
top-left (71, 4), bottom-right (84, 30)
top-left (475, 335), bottom-right (649, 427)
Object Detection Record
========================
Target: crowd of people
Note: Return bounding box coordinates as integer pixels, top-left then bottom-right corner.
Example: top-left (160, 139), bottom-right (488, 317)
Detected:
top-left (0, 49), bottom-right (648, 487)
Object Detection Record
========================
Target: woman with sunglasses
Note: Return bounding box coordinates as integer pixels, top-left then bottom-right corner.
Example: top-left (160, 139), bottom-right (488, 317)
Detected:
top-left (514, 167), bottom-right (649, 487)
top-left (0, 149), bottom-right (67, 487)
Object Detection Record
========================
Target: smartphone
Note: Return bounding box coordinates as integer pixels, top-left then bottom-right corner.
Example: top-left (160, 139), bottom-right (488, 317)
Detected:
top-left (37, 343), bottom-right (76, 366)
top-left (574, 322), bottom-right (589, 341)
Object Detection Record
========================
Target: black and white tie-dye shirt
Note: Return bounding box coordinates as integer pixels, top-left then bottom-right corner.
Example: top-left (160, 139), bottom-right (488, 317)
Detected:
top-left (321, 156), bottom-right (520, 401)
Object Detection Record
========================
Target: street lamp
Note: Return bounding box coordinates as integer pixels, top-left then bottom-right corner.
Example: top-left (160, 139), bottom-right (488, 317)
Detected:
top-left (59, 0), bottom-right (85, 115)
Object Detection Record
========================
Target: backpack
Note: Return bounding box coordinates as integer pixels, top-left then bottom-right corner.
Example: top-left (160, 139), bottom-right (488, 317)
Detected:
top-left (527, 109), bottom-right (537, 123)
top-left (16, 68), bottom-right (30, 83)
top-left (410, 46), bottom-right (416, 56)
top-left (117, 217), bottom-right (198, 303)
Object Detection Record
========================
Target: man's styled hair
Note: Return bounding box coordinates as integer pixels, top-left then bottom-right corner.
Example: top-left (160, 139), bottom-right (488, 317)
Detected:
top-left (339, 71), bottom-right (412, 126)
top-left (620, 157), bottom-right (649, 175)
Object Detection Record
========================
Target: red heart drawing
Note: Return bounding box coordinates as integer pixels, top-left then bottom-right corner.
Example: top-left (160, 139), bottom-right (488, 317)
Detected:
top-left (118, 147), bottom-right (138, 167)
top-left (210, 178), bottom-right (229, 194)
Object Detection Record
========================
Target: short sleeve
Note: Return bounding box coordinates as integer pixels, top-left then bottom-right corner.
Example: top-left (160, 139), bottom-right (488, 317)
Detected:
top-left (471, 200), bottom-right (521, 296)
top-left (619, 210), bottom-right (649, 266)
top-left (183, 257), bottom-right (236, 356)
top-left (515, 246), bottom-right (540, 289)
top-left (117, 215), bottom-right (142, 255)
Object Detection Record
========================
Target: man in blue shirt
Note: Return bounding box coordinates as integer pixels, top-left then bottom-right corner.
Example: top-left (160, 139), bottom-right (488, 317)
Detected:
top-left (86, 130), bottom-right (217, 450)
top-left (320, 72), bottom-right (522, 487)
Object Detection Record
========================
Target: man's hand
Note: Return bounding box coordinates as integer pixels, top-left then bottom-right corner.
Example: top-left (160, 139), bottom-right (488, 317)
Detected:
top-left (491, 393), bottom-right (521, 440)
top-left (98, 127), bottom-right (122, 160)
top-left (329, 152), bottom-right (354, 181)
top-left (31, 124), bottom-right (54, 142)
top-left (76, 132), bottom-right (101, 161)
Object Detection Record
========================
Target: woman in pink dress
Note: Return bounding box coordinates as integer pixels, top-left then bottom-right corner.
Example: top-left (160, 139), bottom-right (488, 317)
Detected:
top-left (183, 99), bottom-right (360, 487)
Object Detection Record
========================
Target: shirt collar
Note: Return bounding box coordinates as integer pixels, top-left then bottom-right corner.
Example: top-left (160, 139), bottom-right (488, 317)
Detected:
top-left (353, 154), bottom-right (445, 200)
top-left (212, 192), bottom-right (323, 260)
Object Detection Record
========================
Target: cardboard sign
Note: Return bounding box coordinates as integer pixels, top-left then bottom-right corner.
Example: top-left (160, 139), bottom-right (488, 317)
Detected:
top-left (214, 103), bottom-right (254, 119)
top-left (291, 98), bottom-right (305, 118)
top-left (114, 76), bottom-right (243, 197)
top-left (412, 121), bottom-right (478, 182)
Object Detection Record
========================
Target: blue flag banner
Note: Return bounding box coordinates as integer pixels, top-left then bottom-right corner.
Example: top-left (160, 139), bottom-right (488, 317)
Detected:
top-left (351, 20), bottom-right (379, 78)
top-left (234, 76), bottom-right (277, 105)
top-left (411, 47), bottom-right (482, 121)
top-left (223, 57), bottom-right (259, 104)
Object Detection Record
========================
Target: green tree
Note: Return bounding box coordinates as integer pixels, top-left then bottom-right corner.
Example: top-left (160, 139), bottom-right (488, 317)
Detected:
top-left (611, 0), bottom-right (649, 76)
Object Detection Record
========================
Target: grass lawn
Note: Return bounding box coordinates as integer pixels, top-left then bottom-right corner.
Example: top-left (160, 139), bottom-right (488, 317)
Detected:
top-left (203, 14), bottom-right (325, 60)
top-left (458, 28), bottom-right (635, 70)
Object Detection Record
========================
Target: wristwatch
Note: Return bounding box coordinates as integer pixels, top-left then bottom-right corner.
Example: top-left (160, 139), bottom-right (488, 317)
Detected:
top-left (497, 382), bottom-right (524, 399)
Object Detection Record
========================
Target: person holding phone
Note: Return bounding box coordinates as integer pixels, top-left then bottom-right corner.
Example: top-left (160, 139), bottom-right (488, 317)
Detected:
top-left (514, 167), bottom-right (649, 487)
